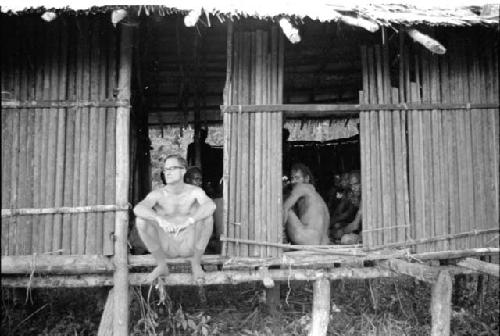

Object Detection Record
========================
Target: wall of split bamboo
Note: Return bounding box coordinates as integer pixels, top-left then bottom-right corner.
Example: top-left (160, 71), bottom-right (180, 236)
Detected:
top-left (1, 15), bottom-right (119, 256)
top-left (360, 30), bottom-right (499, 252)
top-left (223, 25), bottom-right (284, 257)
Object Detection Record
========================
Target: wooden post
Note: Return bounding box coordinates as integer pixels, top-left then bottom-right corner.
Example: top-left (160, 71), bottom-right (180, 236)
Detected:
top-left (97, 288), bottom-right (114, 336)
top-left (430, 270), bottom-right (452, 336)
top-left (309, 278), bottom-right (331, 336)
top-left (113, 21), bottom-right (134, 336)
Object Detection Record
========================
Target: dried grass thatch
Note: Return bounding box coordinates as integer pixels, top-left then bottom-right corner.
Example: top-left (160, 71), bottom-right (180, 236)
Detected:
top-left (1, 1), bottom-right (499, 27)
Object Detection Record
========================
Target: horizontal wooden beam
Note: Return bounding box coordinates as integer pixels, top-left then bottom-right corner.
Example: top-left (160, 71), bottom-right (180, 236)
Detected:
top-left (410, 248), bottom-right (500, 260)
top-left (220, 236), bottom-right (367, 256)
top-left (1, 100), bottom-right (130, 109)
top-left (3, 248), bottom-right (495, 275)
top-left (365, 228), bottom-right (500, 251)
top-left (379, 259), bottom-right (476, 283)
top-left (457, 258), bottom-right (500, 277)
top-left (1, 255), bottom-right (115, 274)
top-left (1, 204), bottom-right (130, 218)
top-left (221, 102), bottom-right (499, 114)
top-left (1, 267), bottom-right (398, 287)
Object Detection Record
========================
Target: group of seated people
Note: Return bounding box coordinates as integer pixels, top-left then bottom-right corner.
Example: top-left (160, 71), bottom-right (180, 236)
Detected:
top-left (283, 163), bottom-right (362, 246)
top-left (132, 154), bottom-right (361, 283)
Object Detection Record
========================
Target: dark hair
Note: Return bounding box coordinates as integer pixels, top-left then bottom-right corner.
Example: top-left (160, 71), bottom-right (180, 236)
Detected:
top-left (164, 154), bottom-right (187, 169)
top-left (291, 163), bottom-right (315, 185)
top-left (184, 166), bottom-right (202, 181)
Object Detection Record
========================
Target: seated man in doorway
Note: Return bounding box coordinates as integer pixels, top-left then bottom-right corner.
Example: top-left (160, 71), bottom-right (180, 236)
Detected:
top-left (330, 171), bottom-right (362, 244)
top-left (134, 154), bottom-right (216, 283)
top-left (283, 163), bottom-right (330, 245)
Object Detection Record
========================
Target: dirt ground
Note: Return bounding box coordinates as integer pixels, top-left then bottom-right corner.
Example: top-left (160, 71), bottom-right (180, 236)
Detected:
top-left (2, 276), bottom-right (498, 335)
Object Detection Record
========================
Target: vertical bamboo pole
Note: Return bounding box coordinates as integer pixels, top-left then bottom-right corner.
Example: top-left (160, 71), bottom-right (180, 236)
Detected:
top-left (375, 46), bottom-right (388, 246)
top-left (77, 16), bottom-right (90, 254)
top-left (383, 44), bottom-right (396, 245)
top-left (54, 19), bottom-right (68, 254)
top-left (420, 52), bottom-right (433, 252)
top-left (42, 22), bottom-right (60, 253)
top-left (430, 54), bottom-right (446, 251)
top-left (9, 108), bottom-right (20, 255)
top-left (248, 32), bottom-right (256, 257)
top-left (9, 21), bottom-right (22, 255)
top-left (71, 18), bottom-right (83, 254)
top-left (96, 18), bottom-right (107, 255)
top-left (103, 23), bottom-right (117, 256)
top-left (411, 57), bottom-right (425, 253)
top-left (233, 32), bottom-right (243, 257)
top-left (239, 32), bottom-right (250, 257)
top-left (458, 44), bottom-right (474, 250)
top-left (26, 38), bottom-right (36, 255)
top-left (440, 55), bottom-right (457, 250)
top-left (254, 30), bottom-right (263, 257)
top-left (359, 46), bottom-right (371, 248)
top-left (18, 23), bottom-right (30, 255)
top-left (270, 26), bottom-right (279, 256)
top-left (1, 106), bottom-right (12, 255)
top-left (367, 47), bottom-right (380, 247)
top-left (484, 46), bottom-right (499, 248)
top-left (62, 18), bottom-right (76, 255)
top-left (469, 51), bottom-right (485, 248)
top-left (222, 21), bottom-right (233, 256)
top-left (2, 21), bottom-right (14, 255)
top-left (227, 31), bottom-right (239, 256)
top-left (276, 29), bottom-right (285, 256)
top-left (447, 44), bottom-right (462, 250)
top-left (86, 19), bottom-right (100, 255)
top-left (113, 21), bottom-right (134, 336)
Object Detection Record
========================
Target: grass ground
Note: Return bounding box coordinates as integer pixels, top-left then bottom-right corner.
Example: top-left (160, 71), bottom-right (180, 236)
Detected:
top-left (2, 276), bottom-right (498, 335)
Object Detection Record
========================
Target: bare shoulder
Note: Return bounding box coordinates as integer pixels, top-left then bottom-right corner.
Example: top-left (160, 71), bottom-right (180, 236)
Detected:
top-left (292, 183), bottom-right (316, 194)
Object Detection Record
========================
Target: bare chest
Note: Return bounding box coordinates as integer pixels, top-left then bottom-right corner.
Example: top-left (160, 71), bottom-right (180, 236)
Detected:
top-left (154, 192), bottom-right (198, 215)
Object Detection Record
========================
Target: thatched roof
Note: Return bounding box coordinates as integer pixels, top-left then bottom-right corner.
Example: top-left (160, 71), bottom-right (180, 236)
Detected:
top-left (1, 1), bottom-right (498, 27)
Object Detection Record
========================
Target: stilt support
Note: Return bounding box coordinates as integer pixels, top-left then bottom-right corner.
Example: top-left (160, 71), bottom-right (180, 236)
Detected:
top-left (430, 270), bottom-right (452, 336)
top-left (97, 288), bottom-right (114, 336)
top-left (309, 278), bottom-right (330, 336)
top-left (265, 284), bottom-right (280, 314)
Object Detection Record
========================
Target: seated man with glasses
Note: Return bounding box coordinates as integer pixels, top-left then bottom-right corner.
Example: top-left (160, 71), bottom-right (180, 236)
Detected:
top-left (134, 154), bottom-right (216, 283)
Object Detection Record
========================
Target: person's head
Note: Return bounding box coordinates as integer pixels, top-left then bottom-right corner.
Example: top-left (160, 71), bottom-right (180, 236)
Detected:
top-left (290, 163), bottom-right (314, 185)
top-left (184, 166), bottom-right (203, 187)
top-left (340, 172), bottom-right (350, 189)
top-left (163, 154), bottom-right (188, 185)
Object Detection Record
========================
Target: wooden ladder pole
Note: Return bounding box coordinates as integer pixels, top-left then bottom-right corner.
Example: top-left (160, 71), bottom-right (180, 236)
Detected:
top-left (309, 277), bottom-right (331, 336)
top-left (430, 270), bottom-right (452, 336)
top-left (113, 20), bottom-right (134, 336)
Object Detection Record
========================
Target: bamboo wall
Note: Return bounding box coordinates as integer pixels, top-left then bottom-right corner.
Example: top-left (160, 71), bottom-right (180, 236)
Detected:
top-left (223, 26), bottom-right (284, 257)
top-left (1, 15), bottom-right (119, 256)
top-left (360, 32), bottom-right (499, 252)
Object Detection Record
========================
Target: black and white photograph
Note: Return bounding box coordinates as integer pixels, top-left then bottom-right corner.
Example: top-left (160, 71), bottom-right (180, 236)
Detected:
top-left (1, 1), bottom-right (499, 335)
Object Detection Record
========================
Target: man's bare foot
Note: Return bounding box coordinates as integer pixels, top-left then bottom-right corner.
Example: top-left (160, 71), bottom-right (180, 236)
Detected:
top-left (146, 263), bottom-right (169, 283)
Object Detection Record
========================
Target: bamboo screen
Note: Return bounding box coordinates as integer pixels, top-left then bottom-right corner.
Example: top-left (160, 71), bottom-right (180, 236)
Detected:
top-left (1, 15), bottom-right (119, 256)
top-left (222, 27), bottom-right (284, 257)
top-left (360, 37), bottom-right (499, 252)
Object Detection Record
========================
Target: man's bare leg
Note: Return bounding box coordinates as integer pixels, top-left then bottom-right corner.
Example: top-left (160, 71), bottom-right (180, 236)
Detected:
top-left (190, 216), bottom-right (213, 281)
top-left (136, 218), bottom-right (170, 283)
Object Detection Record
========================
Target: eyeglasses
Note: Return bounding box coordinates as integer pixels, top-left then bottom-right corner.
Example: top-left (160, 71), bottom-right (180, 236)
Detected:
top-left (164, 166), bottom-right (185, 171)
